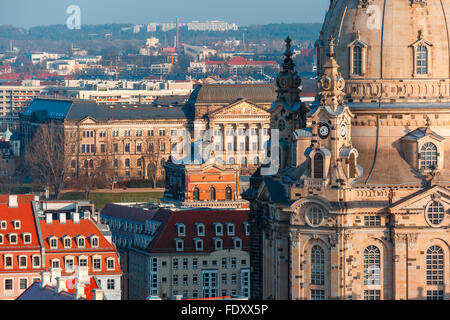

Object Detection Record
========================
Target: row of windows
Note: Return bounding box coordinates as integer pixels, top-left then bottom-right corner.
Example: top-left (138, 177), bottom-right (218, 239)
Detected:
top-left (308, 244), bottom-right (446, 299)
top-left (77, 129), bottom-right (181, 138)
top-left (0, 220), bottom-right (21, 230)
top-left (174, 237), bottom-right (243, 251)
top-left (176, 222), bottom-right (249, 237)
top-left (2, 277), bottom-right (40, 292)
top-left (192, 186), bottom-right (235, 201)
top-left (77, 141), bottom-right (169, 154)
top-left (48, 235), bottom-right (99, 249)
top-left (3, 254), bottom-right (41, 269)
top-left (50, 256), bottom-right (115, 272)
top-left (350, 44), bottom-right (428, 76)
top-left (169, 272), bottom-right (241, 286)
top-left (170, 257), bottom-right (246, 270)
top-left (304, 200), bottom-right (445, 228)
top-left (0, 232), bottom-right (31, 245)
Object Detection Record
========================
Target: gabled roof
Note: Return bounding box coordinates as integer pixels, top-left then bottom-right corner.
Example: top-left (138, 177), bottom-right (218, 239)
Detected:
top-left (401, 127), bottom-right (445, 142)
top-left (147, 209), bottom-right (249, 254)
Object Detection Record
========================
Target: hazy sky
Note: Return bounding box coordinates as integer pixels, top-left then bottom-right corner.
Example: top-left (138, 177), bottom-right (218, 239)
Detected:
top-left (1, 0), bottom-right (329, 28)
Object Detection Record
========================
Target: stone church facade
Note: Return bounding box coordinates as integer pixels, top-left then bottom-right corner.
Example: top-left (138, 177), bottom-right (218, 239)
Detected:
top-left (244, 0), bottom-right (450, 300)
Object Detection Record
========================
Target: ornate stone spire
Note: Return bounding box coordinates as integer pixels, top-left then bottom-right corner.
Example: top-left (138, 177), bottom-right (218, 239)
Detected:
top-left (275, 37), bottom-right (302, 108)
top-left (316, 36), bottom-right (346, 110)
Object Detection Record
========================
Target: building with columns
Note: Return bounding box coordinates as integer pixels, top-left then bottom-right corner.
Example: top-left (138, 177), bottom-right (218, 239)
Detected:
top-left (244, 0), bottom-right (450, 301)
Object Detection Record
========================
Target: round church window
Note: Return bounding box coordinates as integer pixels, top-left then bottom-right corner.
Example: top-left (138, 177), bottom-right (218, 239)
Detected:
top-left (306, 205), bottom-right (324, 227)
top-left (426, 201), bottom-right (445, 226)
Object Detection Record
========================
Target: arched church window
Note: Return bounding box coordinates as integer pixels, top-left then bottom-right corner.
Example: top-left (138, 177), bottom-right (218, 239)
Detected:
top-left (364, 245), bottom-right (381, 285)
top-left (193, 187), bottom-right (200, 201)
top-left (353, 46), bottom-right (362, 75)
top-left (311, 245), bottom-right (325, 285)
top-left (426, 246), bottom-right (444, 285)
top-left (225, 186), bottom-right (233, 201)
top-left (426, 201), bottom-right (445, 226)
top-left (209, 186), bottom-right (216, 201)
top-left (420, 142), bottom-right (437, 170)
top-left (416, 45), bottom-right (428, 74)
top-left (313, 153), bottom-right (324, 179)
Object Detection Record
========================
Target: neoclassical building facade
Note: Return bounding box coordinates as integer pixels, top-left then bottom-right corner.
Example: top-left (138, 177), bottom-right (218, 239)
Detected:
top-left (245, 1), bottom-right (450, 301)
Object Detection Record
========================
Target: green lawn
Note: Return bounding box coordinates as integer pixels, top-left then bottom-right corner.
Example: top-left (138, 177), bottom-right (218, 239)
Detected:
top-left (60, 192), bottom-right (163, 210)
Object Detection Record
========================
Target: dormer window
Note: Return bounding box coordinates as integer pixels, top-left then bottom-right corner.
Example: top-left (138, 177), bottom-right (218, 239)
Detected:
top-left (196, 223), bottom-right (205, 236)
top-left (226, 223), bottom-right (235, 236)
top-left (9, 233), bottom-right (18, 244)
top-left (233, 237), bottom-right (242, 250)
top-left (23, 233), bottom-right (32, 244)
top-left (420, 142), bottom-right (438, 170)
top-left (63, 236), bottom-right (72, 248)
top-left (176, 223), bottom-right (186, 237)
top-left (348, 31), bottom-right (368, 77)
top-left (49, 236), bottom-right (58, 249)
top-left (90, 235), bottom-right (99, 248)
top-left (409, 31), bottom-right (432, 78)
top-left (175, 238), bottom-right (184, 251)
top-left (0, 235), bottom-right (3, 244)
top-left (1, 220), bottom-right (6, 230)
top-left (214, 223), bottom-right (223, 236)
top-left (243, 222), bottom-right (250, 236)
top-left (13, 220), bottom-right (21, 230)
top-left (214, 238), bottom-right (223, 250)
top-left (51, 258), bottom-right (60, 268)
top-left (194, 238), bottom-right (203, 251)
top-left (401, 126), bottom-right (444, 172)
top-left (77, 236), bottom-right (85, 248)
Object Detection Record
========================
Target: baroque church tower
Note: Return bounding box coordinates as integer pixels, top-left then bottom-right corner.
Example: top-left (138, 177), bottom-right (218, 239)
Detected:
top-left (244, 4), bottom-right (450, 299)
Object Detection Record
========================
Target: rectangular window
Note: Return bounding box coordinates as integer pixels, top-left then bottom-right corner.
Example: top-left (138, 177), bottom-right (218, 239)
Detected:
top-left (148, 130), bottom-right (154, 136)
top-left (192, 258), bottom-right (198, 270)
top-left (5, 279), bottom-right (13, 290)
top-left (364, 216), bottom-right (381, 226)
top-left (125, 143), bottom-right (130, 153)
top-left (202, 271), bottom-right (218, 298)
top-left (426, 290), bottom-right (444, 300)
top-left (364, 290), bottom-right (381, 300)
top-left (136, 143), bottom-right (142, 153)
top-left (173, 258), bottom-right (178, 270)
top-left (311, 289), bottom-right (325, 300)
top-left (159, 129), bottom-right (166, 136)
top-left (100, 144), bottom-right (106, 153)
top-left (107, 279), bottom-right (115, 290)
top-left (93, 258), bottom-right (101, 270)
top-left (19, 278), bottom-right (28, 290)
top-left (113, 143), bottom-right (118, 153)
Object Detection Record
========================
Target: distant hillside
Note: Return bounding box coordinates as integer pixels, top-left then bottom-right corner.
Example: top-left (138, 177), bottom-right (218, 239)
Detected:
top-left (0, 22), bottom-right (322, 43)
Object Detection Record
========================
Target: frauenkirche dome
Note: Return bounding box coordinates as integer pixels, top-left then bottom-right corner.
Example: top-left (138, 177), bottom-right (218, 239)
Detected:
top-left (318, 0), bottom-right (450, 103)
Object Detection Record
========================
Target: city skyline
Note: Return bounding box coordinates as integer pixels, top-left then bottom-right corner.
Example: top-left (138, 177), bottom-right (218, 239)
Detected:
top-left (0, 0), bottom-right (329, 29)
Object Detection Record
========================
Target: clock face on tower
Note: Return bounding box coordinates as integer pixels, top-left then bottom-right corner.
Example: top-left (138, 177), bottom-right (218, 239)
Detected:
top-left (318, 122), bottom-right (330, 139)
top-left (340, 123), bottom-right (347, 138)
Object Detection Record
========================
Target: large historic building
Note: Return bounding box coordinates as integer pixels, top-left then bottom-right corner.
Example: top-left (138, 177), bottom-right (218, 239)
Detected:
top-left (244, 0), bottom-right (450, 300)
top-left (20, 85), bottom-right (275, 187)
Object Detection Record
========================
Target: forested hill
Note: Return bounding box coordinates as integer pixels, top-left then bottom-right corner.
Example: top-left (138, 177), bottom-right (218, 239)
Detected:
top-left (0, 22), bottom-right (322, 44)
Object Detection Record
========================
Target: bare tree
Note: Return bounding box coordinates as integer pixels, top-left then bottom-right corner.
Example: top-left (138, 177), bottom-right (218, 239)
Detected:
top-left (23, 122), bottom-right (71, 199)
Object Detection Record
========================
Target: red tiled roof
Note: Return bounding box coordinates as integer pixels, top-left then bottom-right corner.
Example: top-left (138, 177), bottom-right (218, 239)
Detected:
top-left (39, 219), bottom-right (115, 251)
top-left (0, 195), bottom-right (41, 249)
top-left (149, 209), bottom-right (249, 254)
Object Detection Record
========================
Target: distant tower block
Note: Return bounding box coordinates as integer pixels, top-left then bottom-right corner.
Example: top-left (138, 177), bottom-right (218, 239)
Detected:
top-left (176, 17), bottom-right (179, 51)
